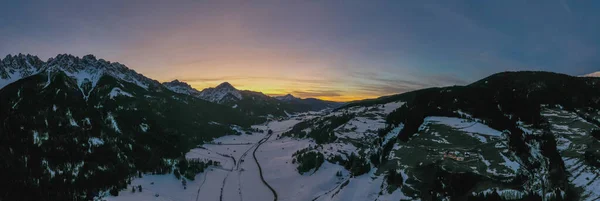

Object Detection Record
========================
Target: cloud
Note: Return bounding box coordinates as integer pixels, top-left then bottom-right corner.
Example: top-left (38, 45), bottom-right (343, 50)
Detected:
top-left (179, 75), bottom-right (336, 85)
top-left (345, 70), bottom-right (469, 96)
top-left (290, 90), bottom-right (343, 97)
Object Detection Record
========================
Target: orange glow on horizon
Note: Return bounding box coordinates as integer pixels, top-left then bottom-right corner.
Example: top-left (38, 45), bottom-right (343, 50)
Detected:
top-left (182, 81), bottom-right (377, 102)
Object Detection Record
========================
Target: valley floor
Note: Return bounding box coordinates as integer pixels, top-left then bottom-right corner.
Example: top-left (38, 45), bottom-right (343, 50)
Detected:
top-left (104, 112), bottom-right (409, 201)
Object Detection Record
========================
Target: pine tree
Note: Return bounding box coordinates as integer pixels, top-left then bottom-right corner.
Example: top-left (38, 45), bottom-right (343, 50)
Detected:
top-left (174, 170), bottom-right (181, 180)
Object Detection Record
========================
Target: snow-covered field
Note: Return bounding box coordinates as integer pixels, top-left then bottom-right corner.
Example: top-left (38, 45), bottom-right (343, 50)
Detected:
top-left (103, 105), bottom-right (415, 201)
top-left (421, 116), bottom-right (503, 137)
top-left (104, 115), bottom-right (321, 201)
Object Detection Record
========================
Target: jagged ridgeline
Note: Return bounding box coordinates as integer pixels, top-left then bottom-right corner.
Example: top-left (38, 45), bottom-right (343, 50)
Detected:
top-left (163, 80), bottom-right (344, 117)
top-left (0, 54), bottom-right (262, 200)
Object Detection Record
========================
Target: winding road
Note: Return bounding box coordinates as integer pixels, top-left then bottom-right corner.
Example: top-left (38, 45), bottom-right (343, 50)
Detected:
top-left (253, 133), bottom-right (278, 201)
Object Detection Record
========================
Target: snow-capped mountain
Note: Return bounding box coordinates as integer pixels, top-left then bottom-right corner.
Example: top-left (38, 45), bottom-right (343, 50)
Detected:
top-left (0, 54), bottom-right (45, 89)
top-left (1, 54), bottom-right (161, 95)
top-left (44, 54), bottom-right (163, 100)
top-left (275, 93), bottom-right (298, 101)
top-left (198, 82), bottom-right (243, 103)
top-left (162, 79), bottom-right (202, 97)
top-left (163, 80), bottom-right (241, 103)
top-left (162, 80), bottom-right (343, 117)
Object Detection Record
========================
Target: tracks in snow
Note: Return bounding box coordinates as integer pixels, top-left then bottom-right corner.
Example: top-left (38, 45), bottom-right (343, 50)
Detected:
top-left (212, 130), bottom-right (278, 201)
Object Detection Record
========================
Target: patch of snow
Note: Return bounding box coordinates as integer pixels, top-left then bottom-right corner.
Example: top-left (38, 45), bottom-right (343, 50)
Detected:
top-left (499, 153), bottom-right (520, 172)
top-left (66, 109), bottom-right (79, 127)
top-left (423, 116), bottom-right (503, 137)
top-left (383, 124), bottom-right (403, 145)
top-left (33, 131), bottom-right (48, 146)
top-left (139, 123), bottom-right (149, 132)
top-left (60, 67), bottom-right (104, 100)
top-left (106, 113), bottom-right (121, 133)
top-left (382, 101), bottom-right (406, 114)
top-left (109, 87), bottom-right (134, 99)
top-left (89, 137), bottom-right (104, 146)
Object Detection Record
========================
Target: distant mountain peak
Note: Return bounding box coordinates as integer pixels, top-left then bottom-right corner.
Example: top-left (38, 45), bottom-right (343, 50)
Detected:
top-left (583, 71), bottom-right (600, 77)
top-left (275, 93), bottom-right (298, 101)
top-left (164, 79), bottom-right (191, 87)
top-left (216, 82), bottom-right (236, 89)
top-left (162, 79), bottom-right (201, 97)
top-left (197, 82), bottom-right (242, 103)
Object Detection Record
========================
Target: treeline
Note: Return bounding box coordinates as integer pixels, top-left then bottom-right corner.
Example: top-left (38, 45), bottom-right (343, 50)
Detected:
top-left (175, 158), bottom-right (214, 181)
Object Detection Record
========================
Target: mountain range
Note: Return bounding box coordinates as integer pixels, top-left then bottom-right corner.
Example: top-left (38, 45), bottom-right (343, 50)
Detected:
top-left (1, 53), bottom-right (600, 201)
top-left (163, 79), bottom-right (342, 117)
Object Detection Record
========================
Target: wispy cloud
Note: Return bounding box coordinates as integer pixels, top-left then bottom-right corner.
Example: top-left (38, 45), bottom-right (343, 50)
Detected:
top-left (344, 70), bottom-right (468, 97)
top-left (178, 76), bottom-right (336, 85)
top-left (290, 90), bottom-right (343, 98)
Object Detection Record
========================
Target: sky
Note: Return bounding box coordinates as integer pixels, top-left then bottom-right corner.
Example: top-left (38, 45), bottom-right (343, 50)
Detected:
top-left (1, 0), bottom-right (599, 101)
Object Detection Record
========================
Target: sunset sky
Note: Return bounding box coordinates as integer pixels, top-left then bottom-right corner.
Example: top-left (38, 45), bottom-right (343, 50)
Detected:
top-left (1, 0), bottom-right (600, 101)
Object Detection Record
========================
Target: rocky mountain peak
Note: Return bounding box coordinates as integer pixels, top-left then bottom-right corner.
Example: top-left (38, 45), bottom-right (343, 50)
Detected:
top-left (162, 79), bottom-right (201, 96)
top-left (276, 93), bottom-right (298, 101)
top-left (1, 53), bottom-right (161, 96)
top-left (45, 54), bottom-right (159, 91)
top-left (198, 82), bottom-right (242, 103)
top-left (163, 79), bottom-right (192, 88)
top-left (0, 53), bottom-right (45, 89)
top-left (216, 82), bottom-right (236, 90)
